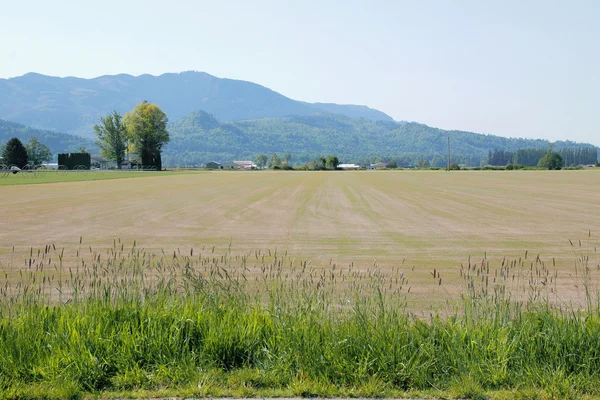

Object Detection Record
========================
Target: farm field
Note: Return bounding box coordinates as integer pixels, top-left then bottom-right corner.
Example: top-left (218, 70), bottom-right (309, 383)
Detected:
top-left (1, 169), bottom-right (599, 304)
top-left (3, 169), bottom-right (600, 399)
top-left (0, 169), bottom-right (193, 186)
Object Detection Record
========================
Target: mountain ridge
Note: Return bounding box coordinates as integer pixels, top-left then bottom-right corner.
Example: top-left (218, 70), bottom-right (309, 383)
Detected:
top-left (0, 71), bottom-right (394, 137)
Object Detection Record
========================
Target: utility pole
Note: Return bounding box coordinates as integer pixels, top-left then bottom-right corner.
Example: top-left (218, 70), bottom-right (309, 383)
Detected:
top-left (447, 136), bottom-right (451, 171)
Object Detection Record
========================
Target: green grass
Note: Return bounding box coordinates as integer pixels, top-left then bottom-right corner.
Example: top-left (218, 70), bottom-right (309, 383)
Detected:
top-left (0, 170), bottom-right (194, 186)
top-left (1, 240), bottom-right (600, 399)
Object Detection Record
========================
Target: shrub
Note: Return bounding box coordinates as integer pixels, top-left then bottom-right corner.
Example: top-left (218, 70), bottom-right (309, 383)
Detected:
top-left (58, 152), bottom-right (91, 170)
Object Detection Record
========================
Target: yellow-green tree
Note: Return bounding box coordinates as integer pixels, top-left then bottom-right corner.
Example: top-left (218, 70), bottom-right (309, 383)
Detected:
top-left (124, 101), bottom-right (170, 170)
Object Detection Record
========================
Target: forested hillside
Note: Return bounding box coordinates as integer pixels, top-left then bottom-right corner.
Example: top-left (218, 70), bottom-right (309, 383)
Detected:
top-left (0, 119), bottom-right (96, 158)
top-left (2, 112), bottom-right (597, 168)
top-left (165, 111), bottom-right (598, 167)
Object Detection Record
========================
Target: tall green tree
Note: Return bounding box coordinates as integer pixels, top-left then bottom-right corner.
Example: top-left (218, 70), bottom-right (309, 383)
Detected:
top-left (538, 151), bottom-right (563, 170)
top-left (326, 155), bottom-right (339, 170)
top-left (124, 101), bottom-right (170, 170)
top-left (94, 110), bottom-right (128, 168)
top-left (2, 137), bottom-right (28, 168)
top-left (254, 154), bottom-right (267, 169)
top-left (25, 136), bottom-right (51, 165)
top-left (268, 153), bottom-right (281, 169)
top-left (283, 153), bottom-right (292, 165)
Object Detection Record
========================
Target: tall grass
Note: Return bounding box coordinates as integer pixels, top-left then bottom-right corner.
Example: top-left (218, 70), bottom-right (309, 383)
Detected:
top-left (0, 238), bottom-right (599, 399)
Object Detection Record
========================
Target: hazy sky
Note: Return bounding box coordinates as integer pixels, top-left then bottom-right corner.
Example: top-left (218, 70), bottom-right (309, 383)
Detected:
top-left (1, 0), bottom-right (599, 144)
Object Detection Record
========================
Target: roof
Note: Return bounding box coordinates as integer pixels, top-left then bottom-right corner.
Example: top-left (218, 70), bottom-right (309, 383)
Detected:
top-left (233, 160), bottom-right (257, 168)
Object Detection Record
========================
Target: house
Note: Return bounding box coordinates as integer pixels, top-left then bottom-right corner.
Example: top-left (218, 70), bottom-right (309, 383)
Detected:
top-left (120, 161), bottom-right (134, 169)
top-left (369, 162), bottom-right (387, 170)
top-left (91, 156), bottom-right (109, 170)
top-left (233, 160), bottom-right (257, 170)
top-left (205, 161), bottom-right (222, 169)
top-left (338, 163), bottom-right (361, 170)
top-left (221, 162), bottom-right (245, 170)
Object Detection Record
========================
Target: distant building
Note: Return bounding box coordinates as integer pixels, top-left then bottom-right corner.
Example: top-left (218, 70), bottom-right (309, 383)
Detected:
top-left (221, 162), bottom-right (245, 170)
top-left (40, 162), bottom-right (59, 169)
top-left (369, 162), bottom-right (387, 170)
top-left (205, 161), bottom-right (222, 169)
top-left (120, 160), bottom-right (136, 169)
top-left (91, 156), bottom-right (109, 170)
top-left (338, 163), bottom-right (361, 170)
top-left (233, 160), bottom-right (257, 170)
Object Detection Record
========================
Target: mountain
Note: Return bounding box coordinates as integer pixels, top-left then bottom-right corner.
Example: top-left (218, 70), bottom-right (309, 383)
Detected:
top-left (0, 71), bottom-right (393, 138)
top-left (165, 111), bottom-right (598, 167)
top-left (0, 119), bottom-right (96, 159)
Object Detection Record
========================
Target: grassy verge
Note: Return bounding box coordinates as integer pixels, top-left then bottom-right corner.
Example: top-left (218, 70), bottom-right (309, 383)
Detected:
top-left (0, 170), bottom-right (195, 186)
top-left (1, 241), bottom-right (599, 399)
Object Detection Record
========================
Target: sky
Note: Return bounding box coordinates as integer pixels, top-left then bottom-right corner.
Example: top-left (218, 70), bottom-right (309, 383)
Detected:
top-left (1, 0), bottom-right (599, 145)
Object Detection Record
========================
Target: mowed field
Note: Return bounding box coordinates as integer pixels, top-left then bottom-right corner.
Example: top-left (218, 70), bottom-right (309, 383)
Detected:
top-left (1, 169), bottom-right (600, 302)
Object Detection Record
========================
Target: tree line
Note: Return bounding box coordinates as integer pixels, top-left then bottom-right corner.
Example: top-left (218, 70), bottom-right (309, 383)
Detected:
top-left (1, 101), bottom-right (170, 171)
top-left (487, 147), bottom-right (598, 167)
top-left (251, 153), bottom-right (343, 170)
top-left (1, 136), bottom-right (52, 167)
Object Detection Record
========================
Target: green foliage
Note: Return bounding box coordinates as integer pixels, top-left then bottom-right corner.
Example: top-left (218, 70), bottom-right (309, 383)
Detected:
top-left (254, 154), bottom-right (267, 169)
top-left (487, 149), bottom-right (514, 166)
top-left (94, 111), bottom-right (128, 168)
top-left (505, 163), bottom-right (524, 170)
top-left (326, 155), bottom-right (339, 170)
top-left (165, 111), bottom-right (598, 168)
top-left (124, 102), bottom-right (170, 170)
top-left (3, 242), bottom-right (600, 398)
top-left (57, 152), bottom-right (91, 170)
top-left (538, 151), bottom-right (564, 170)
top-left (267, 153), bottom-right (281, 169)
top-left (448, 162), bottom-right (460, 170)
top-left (24, 136), bottom-right (52, 165)
top-left (514, 148), bottom-right (548, 166)
top-left (2, 137), bottom-right (28, 167)
top-left (490, 147), bottom-right (596, 168)
top-left (416, 159), bottom-right (429, 169)
top-left (559, 147), bottom-right (598, 166)
top-left (0, 119), bottom-right (96, 156)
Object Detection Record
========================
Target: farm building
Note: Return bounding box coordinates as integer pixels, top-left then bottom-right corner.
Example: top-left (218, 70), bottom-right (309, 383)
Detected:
top-left (205, 161), bottom-right (222, 169)
top-left (233, 160), bottom-right (257, 169)
top-left (369, 162), bottom-right (387, 169)
top-left (221, 162), bottom-right (244, 170)
top-left (91, 156), bottom-right (109, 170)
top-left (338, 163), bottom-right (361, 170)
